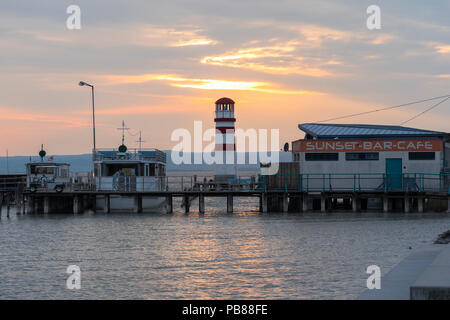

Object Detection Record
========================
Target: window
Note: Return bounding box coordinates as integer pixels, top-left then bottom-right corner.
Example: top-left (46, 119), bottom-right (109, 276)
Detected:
top-left (346, 152), bottom-right (379, 161)
top-left (409, 152), bottom-right (435, 160)
top-left (305, 153), bottom-right (339, 161)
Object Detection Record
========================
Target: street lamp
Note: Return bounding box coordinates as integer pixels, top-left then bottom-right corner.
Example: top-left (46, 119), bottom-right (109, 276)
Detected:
top-left (79, 81), bottom-right (96, 152)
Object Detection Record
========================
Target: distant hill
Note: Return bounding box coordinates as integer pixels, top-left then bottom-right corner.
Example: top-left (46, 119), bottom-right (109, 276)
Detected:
top-left (0, 151), bottom-right (292, 174)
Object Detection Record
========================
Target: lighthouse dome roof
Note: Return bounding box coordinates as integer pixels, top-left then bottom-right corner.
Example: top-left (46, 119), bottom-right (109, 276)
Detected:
top-left (215, 97), bottom-right (235, 104)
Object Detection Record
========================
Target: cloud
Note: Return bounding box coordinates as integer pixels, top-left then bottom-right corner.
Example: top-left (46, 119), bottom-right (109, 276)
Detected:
top-left (101, 73), bottom-right (323, 95)
top-left (201, 41), bottom-right (333, 77)
top-left (0, 105), bottom-right (86, 128)
top-left (434, 74), bottom-right (450, 78)
top-left (435, 44), bottom-right (450, 54)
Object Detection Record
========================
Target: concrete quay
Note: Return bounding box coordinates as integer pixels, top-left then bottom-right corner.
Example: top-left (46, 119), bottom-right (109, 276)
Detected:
top-left (359, 244), bottom-right (450, 300)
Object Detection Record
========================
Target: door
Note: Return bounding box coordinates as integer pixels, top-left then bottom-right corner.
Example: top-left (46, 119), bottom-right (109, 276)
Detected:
top-left (386, 158), bottom-right (402, 190)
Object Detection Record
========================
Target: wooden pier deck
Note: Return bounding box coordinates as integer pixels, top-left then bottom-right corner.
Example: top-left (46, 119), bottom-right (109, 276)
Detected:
top-left (17, 189), bottom-right (450, 215)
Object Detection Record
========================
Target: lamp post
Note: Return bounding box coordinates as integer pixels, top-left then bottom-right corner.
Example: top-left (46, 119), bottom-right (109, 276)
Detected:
top-left (79, 81), bottom-right (96, 152)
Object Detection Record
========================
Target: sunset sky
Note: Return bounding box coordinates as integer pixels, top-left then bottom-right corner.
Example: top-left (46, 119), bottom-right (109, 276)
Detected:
top-left (1, 0), bottom-right (449, 156)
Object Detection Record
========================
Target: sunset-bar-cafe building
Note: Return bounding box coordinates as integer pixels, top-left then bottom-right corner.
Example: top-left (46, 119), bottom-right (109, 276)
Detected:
top-left (291, 123), bottom-right (450, 193)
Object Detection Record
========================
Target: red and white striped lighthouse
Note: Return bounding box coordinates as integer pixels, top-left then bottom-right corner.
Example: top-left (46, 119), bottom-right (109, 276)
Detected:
top-left (214, 97), bottom-right (237, 180)
top-left (215, 97), bottom-right (236, 151)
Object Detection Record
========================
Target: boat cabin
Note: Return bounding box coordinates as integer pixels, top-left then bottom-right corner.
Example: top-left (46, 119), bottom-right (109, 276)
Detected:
top-left (93, 147), bottom-right (166, 191)
top-left (26, 162), bottom-right (70, 192)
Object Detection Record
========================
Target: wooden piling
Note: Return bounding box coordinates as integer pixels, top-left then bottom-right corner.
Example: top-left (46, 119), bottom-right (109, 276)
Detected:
top-left (282, 193), bottom-right (289, 213)
top-left (199, 193), bottom-right (205, 214)
top-left (302, 194), bottom-right (308, 212)
top-left (404, 196), bottom-right (410, 213)
top-left (43, 196), bottom-right (50, 214)
top-left (260, 193), bottom-right (268, 213)
top-left (104, 195), bottom-right (110, 213)
top-left (418, 196), bottom-right (424, 213)
top-left (183, 195), bottom-right (190, 213)
top-left (320, 193), bottom-right (326, 213)
top-left (166, 194), bottom-right (173, 214)
top-left (73, 195), bottom-right (80, 214)
top-left (447, 197), bottom-right (450, 214)
top-left (383, 195), bottom-right (389, 213)
top-left (352, 194), bottom-right (359, 212)
top-left (227, 193), bottom-right (233, 213)
top-left (134, 195), bottom-right (142, 213)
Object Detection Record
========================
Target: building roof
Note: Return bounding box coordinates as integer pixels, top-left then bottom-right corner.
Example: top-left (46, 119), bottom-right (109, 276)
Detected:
top-left (215, 97), bottom-right (235, 104)
top-left (298, 123), bottom-right (449, 139)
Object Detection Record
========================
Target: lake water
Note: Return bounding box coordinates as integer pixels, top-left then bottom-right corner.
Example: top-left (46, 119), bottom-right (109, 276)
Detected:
top-left (1, 197), bottom-right (449, 300)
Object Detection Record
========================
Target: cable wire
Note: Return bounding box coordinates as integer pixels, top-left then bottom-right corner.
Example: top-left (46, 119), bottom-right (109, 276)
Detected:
top-left (316, 94), bottom-right (450, 123)
top-left (400, 96), bottom-right (450, 125)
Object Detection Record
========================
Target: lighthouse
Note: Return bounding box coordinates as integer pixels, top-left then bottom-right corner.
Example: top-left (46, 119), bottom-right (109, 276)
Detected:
top-left (214, 97), bottom-right (237, 182)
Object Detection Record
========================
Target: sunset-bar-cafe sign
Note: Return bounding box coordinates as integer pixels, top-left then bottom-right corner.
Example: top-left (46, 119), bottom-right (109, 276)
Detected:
top-left (292, 139), bottom-right (443, 153)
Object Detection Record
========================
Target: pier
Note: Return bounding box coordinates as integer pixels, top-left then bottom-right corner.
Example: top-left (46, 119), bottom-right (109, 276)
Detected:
top-left (15, 172), bottom-right (450, 215)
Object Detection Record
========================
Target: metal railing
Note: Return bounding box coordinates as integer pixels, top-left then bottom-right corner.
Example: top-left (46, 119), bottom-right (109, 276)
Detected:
top-left (258, 173), bottom-right (450, 193)
top-left (92, 148), bottom-right (166, 162)
top-left (17, 173), bottom-right (450, 194)
top-left (0, 176), bottom-right (26, 192)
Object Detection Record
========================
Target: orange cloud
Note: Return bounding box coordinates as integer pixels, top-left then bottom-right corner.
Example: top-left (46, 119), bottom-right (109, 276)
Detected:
top-left (200, 42), bottom-right (332, 77)
top-left (435, 44), bottom-right (450, 54)
top-left (0, 106), bottom-right (86, 128)
top-left (434, 74), bottom-right (450, 78)
top-left (101, 73), bottom-right (323, 95)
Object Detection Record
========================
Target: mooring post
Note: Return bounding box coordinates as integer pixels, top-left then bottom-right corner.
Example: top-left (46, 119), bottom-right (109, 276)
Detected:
top-left (43, 196), bottom-right (50, 214)
top-left (320, 193), bottom-right (326, 213)
top-left (261, 193), bottom-right (268, 213)
top-left (282, 193), bottom-right (289, 213)
top-left (383, 195), bottom-right (389, 213)
top-left (134, 195), bottom-right (142, 213)
top-left (404, 196), bottom-right (410, 213)
top-left (227, 193), bottom-right (233, 213)
top-left (166, 194), bottom-right (173, 214)
top-left (104, 194), bottom-right (110, 213)
top-left (199, 193), bottom-right (205, 214)
top-left (418, 196), bottom-right (424, 213)
top-left (73, 195), bottom-right (80, 214)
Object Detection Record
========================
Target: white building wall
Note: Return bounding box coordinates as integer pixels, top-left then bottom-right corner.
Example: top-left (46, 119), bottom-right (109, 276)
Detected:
top-left (298, 151), bottom-right (442, 191)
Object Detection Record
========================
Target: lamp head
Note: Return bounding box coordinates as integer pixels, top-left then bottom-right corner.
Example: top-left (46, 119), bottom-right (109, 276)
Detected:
top-left (79, 81), bottom-right (86, 86)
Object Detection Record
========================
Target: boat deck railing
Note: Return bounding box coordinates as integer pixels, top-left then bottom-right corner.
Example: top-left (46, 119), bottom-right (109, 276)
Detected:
top-left (92, 148), bottom-right (166, 162)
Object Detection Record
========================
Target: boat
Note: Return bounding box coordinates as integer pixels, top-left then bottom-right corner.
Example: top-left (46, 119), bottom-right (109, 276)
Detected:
top-left (92, 122), bottom-right (167, 211)
top-left (26, 146), bottom-right (70, 193)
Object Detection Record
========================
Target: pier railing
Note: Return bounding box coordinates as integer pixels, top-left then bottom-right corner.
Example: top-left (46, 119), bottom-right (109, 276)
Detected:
top-left (21, 173), bottom-right (450, 194)
top-left (259, 173), bottom-right (450, 194)
top-left (0, 175), bottom-right (26, 192)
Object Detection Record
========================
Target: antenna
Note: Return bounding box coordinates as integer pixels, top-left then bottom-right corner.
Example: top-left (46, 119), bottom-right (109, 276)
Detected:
top-left (117, 120), bottom-right (130, 145)
top-left (136, 131), bottom-right (146, 151)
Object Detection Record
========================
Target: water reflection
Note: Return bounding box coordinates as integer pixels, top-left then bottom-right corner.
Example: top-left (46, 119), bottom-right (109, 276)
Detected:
top-left (0, 202), bottom-right (449, 299)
